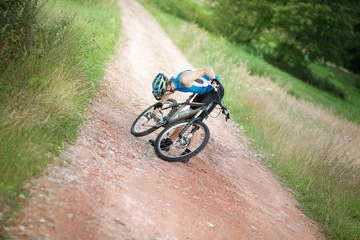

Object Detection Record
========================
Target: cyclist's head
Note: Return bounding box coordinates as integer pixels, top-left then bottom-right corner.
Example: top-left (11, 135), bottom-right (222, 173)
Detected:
top-left (152, 73), bottom-right (170, 100)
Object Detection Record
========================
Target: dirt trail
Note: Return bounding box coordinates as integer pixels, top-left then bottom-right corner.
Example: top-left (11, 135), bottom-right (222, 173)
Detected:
top-left (9, 0), bottom-right (324, 239)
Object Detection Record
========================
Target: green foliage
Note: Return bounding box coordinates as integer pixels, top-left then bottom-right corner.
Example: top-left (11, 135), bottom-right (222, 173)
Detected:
top-left (210, 0), bottom-right (360, 97)
top-left (0, 0), bottom-right (119, 234)
top-left (0, 0), bottom-right (40, 58)
top-left (139, 0), bottom-right (216, 32)
top-left (343, 23), bottom-right (360, 74)
top-left (211, 0), bottom-right (359, 67)
top-left (265, 52), bottom-right (346, 99)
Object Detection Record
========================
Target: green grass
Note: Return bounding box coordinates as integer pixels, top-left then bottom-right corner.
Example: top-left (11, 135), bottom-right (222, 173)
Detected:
top-left (142, 5), bottom-right (360, 240)
top-left (221, 45), bottom-right (360, 124)
top-left (0, 0), bottom-right (119, 235)
top-left (139, 0), bottom-right (215, 32)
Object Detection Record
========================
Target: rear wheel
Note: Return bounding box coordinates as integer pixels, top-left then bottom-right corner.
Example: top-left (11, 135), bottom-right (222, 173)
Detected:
top-left (130, 99), bottom-right (177, 137)
top-left (154, 119), bottom-right (210, 162)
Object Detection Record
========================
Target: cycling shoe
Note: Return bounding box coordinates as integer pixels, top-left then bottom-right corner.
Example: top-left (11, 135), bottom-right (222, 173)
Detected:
top-left (149, 139), bottom-right (155, 146)
top-left (180, 148), bottom-right (191, 163)
top-left (149, 138), bottom-right (173, 151)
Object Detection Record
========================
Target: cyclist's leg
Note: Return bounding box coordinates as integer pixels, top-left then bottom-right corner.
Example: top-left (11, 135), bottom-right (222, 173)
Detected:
top-left (198, 84), bottom-right (225, 119)
top-left (186, 84), bottom-right (224, 151)
top-left (191, 93), bottom-right (204, 106)
top-left (166, 94), bottom-right (204, 147)
top-left (187, 128), bottom-right (200, 150)
top-left (169, 126), bottom-right (184, 141)
top-left (169, 93), bottom-right (204, 142)
top-left (169, 85), bottom-right (225, 154)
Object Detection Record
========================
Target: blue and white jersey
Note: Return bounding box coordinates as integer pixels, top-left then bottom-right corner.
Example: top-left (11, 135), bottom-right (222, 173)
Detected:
top-left (171, 70), bottom-right (215, 95)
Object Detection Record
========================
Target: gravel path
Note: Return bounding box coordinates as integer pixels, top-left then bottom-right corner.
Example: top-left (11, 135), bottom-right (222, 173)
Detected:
top-left (8, 0), bottom-right (324, 239)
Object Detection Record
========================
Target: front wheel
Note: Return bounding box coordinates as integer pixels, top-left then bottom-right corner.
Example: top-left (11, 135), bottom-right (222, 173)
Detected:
top-left (130, 99), bottom-right (177, 137)
top-left (154, 119), bottom-right (210, 162)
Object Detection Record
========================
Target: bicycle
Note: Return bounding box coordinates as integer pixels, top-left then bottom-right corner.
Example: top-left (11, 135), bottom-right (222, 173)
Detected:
top-left (130, 92), bottom-right (230, 162)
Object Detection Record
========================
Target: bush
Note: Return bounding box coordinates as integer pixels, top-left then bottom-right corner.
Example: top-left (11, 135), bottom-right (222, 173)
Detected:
top-left (0, 0), bottom-right (40, 59)
top-left (265, 53), bottom-right (346, 99)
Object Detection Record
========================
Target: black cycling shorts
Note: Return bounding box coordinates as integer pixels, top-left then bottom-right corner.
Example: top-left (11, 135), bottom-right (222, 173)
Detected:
top-left (191, 83), bottom-right (225, 119)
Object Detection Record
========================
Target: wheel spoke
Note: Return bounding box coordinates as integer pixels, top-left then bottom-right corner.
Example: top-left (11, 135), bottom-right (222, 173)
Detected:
top-left (157, 121), bottom-right (206, 159)
top-left (131, 99), bottom-right (176, 137)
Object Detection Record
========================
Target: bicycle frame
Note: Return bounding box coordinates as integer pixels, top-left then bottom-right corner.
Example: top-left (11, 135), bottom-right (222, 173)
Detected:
top-left (156, 93), bottom-right (219, 140)
top-left (158, 93), bottom-right (204, 125)
top-left (154, 89), bottom-right (228, 135)
top-left (131, 89), bottom-right (228, 139)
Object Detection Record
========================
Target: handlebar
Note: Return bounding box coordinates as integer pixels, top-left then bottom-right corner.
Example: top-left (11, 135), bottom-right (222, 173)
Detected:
top-left (213, 87), bottom-right (230, 121)
top-left (212, 100), bottom-right (230, 121)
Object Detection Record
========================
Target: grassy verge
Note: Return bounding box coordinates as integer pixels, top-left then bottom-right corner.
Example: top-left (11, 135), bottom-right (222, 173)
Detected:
top-left (142, 5), bottom-right (360, 240)
top-left (0, 0), bottom-right (119, 235)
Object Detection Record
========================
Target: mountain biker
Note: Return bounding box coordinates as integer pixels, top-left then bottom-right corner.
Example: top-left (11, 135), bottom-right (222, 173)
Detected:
top-left (150, 67), bottom-right (225, 163)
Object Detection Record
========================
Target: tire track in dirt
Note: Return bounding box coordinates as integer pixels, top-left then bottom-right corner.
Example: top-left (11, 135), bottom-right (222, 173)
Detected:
top-left (8, 0), bottom-right (324, 239)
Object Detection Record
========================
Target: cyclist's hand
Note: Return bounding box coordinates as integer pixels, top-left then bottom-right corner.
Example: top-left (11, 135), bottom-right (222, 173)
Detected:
top-left (222, 107), bottom-right (230, 121)
top-left (211, 79), bottom-right (220, 90)
top-left (153, 102), bottom-right (163, 112)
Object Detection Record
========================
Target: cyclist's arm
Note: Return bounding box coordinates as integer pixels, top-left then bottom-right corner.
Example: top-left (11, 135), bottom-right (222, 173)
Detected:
top-left (159, 80), bottom-right (176, 104)
top-left (180, 67), bottom-right (216, 87)
top-left (154, 89), bottom-right (173, 112)
top-left (159, 91), bottom-right (172, 104)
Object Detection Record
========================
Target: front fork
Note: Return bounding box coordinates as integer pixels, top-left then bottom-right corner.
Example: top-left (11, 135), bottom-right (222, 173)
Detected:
top-left (148, 110), bottom-right (168, 127)
top-left (178, 104), bottom-right (210, 139)
top-left (178, 118), bottom-right (201, 139)
top-left (177, 118), bottom-right (202, 148)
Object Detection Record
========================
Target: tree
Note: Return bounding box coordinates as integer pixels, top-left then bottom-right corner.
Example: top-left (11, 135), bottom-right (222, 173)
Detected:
top-left (211, 0), bottom-right (359, 74)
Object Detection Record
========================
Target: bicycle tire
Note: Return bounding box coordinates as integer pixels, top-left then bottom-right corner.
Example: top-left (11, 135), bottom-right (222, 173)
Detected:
top-left (130, 99), bottom-right (177, 137)
top-left (154, 119), bottom-right (210, 162)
